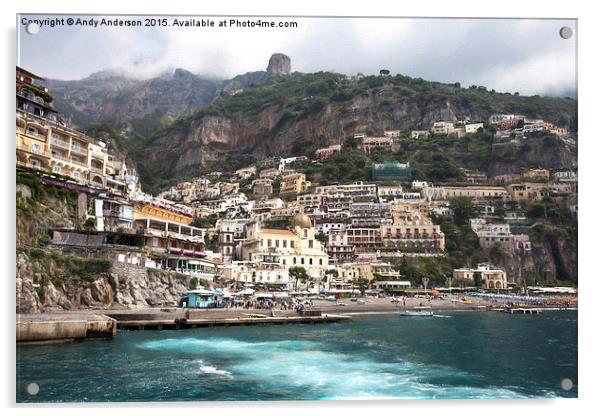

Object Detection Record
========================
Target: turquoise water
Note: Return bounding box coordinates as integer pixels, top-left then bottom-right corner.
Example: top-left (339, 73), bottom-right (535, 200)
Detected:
top-left (16, 311), bottom-right (577, 402)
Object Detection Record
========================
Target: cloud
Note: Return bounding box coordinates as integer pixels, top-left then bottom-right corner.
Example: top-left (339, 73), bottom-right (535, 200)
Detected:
top-left (17, 15), bottom-right (576, 96)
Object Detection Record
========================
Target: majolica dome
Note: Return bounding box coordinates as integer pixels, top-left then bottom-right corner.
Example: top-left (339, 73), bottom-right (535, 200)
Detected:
top-left (291, 210), bottom-right (312, 228)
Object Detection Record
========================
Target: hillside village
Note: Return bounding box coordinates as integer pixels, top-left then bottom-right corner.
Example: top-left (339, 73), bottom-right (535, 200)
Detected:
top-left (16, 64), bottom-right (578, 311)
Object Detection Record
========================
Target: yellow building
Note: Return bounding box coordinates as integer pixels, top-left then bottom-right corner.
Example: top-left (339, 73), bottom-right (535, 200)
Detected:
top-left (241, 210), bottom-right (329, 280)
top-left (133, 201), bottom-right (194, 225)
top-left (280, 172), bottom-right (311, 195)
top-left (16, 66), bottom-right (110, 188)
top-left (453, 264), bottom-right (508, 289)
top-left (507, 182), bottom-right (550, 201)
top-left (380, 203), bottom-right (445, 252)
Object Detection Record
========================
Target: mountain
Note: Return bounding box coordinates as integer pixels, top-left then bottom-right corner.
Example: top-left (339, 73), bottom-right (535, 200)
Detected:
top-left (124, 72), bottom-right (577, 191)
top-left (46, 53), bottom-right (290, 136)
top-left (47, 69), bottom-right (222, 136)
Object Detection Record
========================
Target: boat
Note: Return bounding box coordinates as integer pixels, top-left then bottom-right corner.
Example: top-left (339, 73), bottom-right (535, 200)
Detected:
top-left (399, 306), bottom-right (434, 317)
top-left (399, 310), bottom-right (434, 316)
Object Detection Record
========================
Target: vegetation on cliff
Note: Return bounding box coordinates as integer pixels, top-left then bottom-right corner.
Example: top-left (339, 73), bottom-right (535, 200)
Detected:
top-left (121, 71), bottom-right (576, 192)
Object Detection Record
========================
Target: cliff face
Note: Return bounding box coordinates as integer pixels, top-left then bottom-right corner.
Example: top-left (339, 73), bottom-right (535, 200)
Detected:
top-left (16, 251), bottom-right (194, 314)
top-left (140, 85), bottom-right (576, 182)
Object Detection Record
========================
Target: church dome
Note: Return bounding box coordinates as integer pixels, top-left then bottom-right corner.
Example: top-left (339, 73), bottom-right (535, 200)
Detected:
top-left (291, 211), bottom-right (312, 228)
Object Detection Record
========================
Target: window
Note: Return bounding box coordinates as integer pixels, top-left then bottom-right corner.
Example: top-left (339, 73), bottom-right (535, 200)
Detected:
top-left (31, 143), bottom-right (41, 154)
top-left (73, 171), bottom-right (81, 180)
top-left (268, 239), bottom-right (272, 247)
top-left (304, 229), bottom-right (308, 238)
top-left (293, 257), bottom-right (297, 264)
top-left (27, 126), bottom-right (38, 136)
top-left (309, 258), bottom-right (313, 265)
top-left (283, 240), bottom-right (287, 248)
top-left (291, 241), bottom-right (294, 248)
top-left (309, 240), bottom-right (313, 249)
top-left (319, 259), bottom-right (323, 266)
top-left (52, 165), bottom-right (61, 174)
top-left (282, 259), bottom-right (286, 265)
top-left (275, 240), bottom-right (279, 248)
top-left (301, 258), bottom-right (305, 265)
top-left (28, 159), bottom-right (40, 169)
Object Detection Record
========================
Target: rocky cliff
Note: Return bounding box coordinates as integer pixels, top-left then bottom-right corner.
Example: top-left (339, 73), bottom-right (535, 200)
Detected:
top-left (16, 250), bottom-right (195, 314)
top-left (132, 73), bottom-right (576, 190)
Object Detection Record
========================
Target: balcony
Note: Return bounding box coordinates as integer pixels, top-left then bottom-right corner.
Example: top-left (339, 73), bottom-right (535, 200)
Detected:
top-left (70, 145), bottom-right (88, 156)
top-left (70, 157), bottom-right (88, 167)
top-left (90, 165), bottom-right (105, 174)
top-left (51, 138), bottom-right (70, 150)
top-left (17, 144), bottom-right (50, 158)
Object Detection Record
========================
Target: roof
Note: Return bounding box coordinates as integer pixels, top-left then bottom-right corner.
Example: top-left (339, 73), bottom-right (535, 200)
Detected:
top-left (16, 66), bottom-right (45, 81)
top-left (260, 228), bottom-right (296, 236)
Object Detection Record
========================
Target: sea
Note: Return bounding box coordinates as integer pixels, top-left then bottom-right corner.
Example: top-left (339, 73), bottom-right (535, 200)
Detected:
top-left (16, 310), bottom-right (577, 402)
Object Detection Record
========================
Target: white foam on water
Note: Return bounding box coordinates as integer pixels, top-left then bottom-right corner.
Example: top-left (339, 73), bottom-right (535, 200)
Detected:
top-left (140, 337), bottom-right (531, 400)
top-left (199, 365), bottom-right (233, 378)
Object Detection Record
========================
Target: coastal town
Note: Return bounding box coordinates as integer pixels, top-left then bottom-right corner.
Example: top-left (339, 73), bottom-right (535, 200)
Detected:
top-left (16, 64), bottom-right (579, 321)
top-left (12, 9), bottom-right (584, 405)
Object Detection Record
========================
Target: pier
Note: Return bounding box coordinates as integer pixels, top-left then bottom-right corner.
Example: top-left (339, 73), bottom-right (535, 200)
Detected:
top-left (106, 309), bottom-right (350, 331)
top-left (501, 307), bottom-right (544, 315)
top-left (17, 313), bottom-right (117, 344)
top-left (17, 309), bottom-right (350, 342)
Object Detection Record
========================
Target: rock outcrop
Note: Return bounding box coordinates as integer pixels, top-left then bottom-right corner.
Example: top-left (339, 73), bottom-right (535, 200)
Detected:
top-left (16, 251), bottom-right (198, 314)
top-left (266, 53), bottom-right (291, 76)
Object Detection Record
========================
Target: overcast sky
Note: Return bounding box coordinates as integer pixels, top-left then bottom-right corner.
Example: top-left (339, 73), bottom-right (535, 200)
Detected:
top-left (17, 15), bottom-right (577, 97)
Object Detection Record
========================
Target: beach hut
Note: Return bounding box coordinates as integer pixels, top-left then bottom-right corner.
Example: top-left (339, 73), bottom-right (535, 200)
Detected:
top-left (186, 289), bottom-right (222, 309)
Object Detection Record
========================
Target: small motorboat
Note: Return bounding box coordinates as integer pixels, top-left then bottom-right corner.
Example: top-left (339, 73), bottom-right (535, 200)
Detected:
top-left (399, 310), bottom-right (434, 316)
top-left (400, 306), bottom-right (434, 317)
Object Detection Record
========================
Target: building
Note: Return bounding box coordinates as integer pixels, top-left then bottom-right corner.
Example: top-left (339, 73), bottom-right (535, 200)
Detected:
top-left (377, 186), bottom-right (421, 202)
top-left (315, 182), bottom-right (378, 201)
top-left (488, 114), bottom-right (523, 125)
top-left (440, 186), bottom-right (508, 200)
top-left (380, 205), bottom-right (445, 253)
top-left (430, 121), bottom-right (455, 135)
top-left (222, 261), bottom-right (290, 287)
top-left (16, 66), bottom-right (116, 190)
top-left (361, 136), bottom-right (394, 153)
top-left (235, 166), bottom-right (257, 179)
top-left (371, 161), bottom-right (411, 181)
top-left (384, 130), bottom-right (401, 138)
top-left (507, 183), bottom-right (550, 201)
top-left (554, 170), bottom-right (578, 182)
top-left (346, 227), bottom-right (382, 251)
top-left (453, 264), bottom-right (508, 289)
top-left (327, 230), bottom-right (355, 261)
top-left (315, 144), bottom-right (342, 160)
top-left (464, 122), bottom-right (484, 134)
top-left (492, 174), bottom-right (521, 184)
top-left (522, 169), bottom-right (550, 181)
top-left (470, 219), bottom-right (514, 249)
top-left (251, 178), bottom-right (273, 196)
top-left (241, 211), bottom-right (329, 281)
top-left (279, 156), bottom-right (307, 172)
top-left (280, 172), bottom-right (311, 195)
top-left (259, 168), bottom-right (280, 179)
top-left (411, 130), bottom-right (430, 139)
top-left (498, 118), bottom-right (521, 131)
top-left (216, 218), bottom-right (248, 261)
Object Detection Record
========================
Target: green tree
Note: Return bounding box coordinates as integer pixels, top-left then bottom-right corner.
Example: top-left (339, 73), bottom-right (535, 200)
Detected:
top-left (352, 277), bottom-right (370, 297)
top-left (449, 197), bottom-right (474, 226)
top-left (289, 266), bottom-right (310, 290)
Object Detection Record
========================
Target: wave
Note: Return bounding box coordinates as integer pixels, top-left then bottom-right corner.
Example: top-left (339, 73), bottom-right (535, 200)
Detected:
top-left (139, 336), bottom-right (530, 400)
